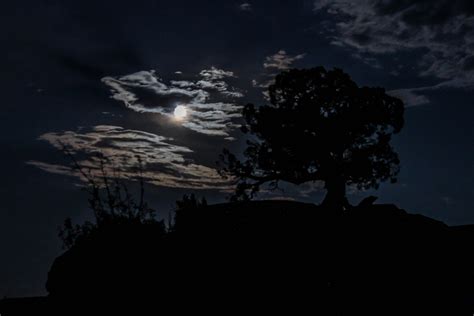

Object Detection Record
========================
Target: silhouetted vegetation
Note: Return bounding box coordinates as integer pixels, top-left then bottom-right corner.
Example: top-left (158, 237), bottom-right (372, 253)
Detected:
top-left (173, 193), bottom-right (207, 231)
top-left (221, 67), bottom-right (404, 210)
top-left (57, 153), bottom-right (160, 249)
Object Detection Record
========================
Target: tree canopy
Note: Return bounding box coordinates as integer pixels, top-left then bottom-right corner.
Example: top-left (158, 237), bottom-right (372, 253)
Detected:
top-left (221, 67), bottom-right (404, 209)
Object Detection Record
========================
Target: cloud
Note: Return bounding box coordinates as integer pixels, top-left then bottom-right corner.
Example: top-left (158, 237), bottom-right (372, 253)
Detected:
top-left (263, 50), bottom-right (306, 71)
top-left (387, 89), bottom-right (431, 107)
top-left (102, 67), bottom-right (243, 137)
top-left (387, 79), bottom-right (474, 106)
top-left (314, 0), bottom-right (474, 88)
top-left (239, 3), bottom-right (252, 11)
top-left (252, 50), bottom-right (306, 94)
top-left (200, 67), bottom-right (236, 80)
top-left (442, 196), bottom-right (455, 206)
top-left (27, 126), bottom-right (233, 190)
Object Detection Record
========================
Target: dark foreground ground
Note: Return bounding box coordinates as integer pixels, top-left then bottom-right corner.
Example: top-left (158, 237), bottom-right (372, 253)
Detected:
top-left (1, 200), bottom-right (474, 315)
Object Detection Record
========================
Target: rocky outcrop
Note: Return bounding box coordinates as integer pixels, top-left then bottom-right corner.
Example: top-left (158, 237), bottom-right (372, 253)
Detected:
top-left (2, 201), bottom-right (474, 315)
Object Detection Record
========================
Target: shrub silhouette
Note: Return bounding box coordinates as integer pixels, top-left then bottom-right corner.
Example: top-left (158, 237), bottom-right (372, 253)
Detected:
top-left (221, 67), bottom-right (404, 210)
top-left (46, 154), bottom-right (168, 305)
top-left (57, 154), bottom-right (159, 249)
top-left (173, 193), bottom-right (207, 231)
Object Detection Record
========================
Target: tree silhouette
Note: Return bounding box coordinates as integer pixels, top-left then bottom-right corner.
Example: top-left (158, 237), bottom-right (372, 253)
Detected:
top-left (221, 67), bottom-right (404, 209)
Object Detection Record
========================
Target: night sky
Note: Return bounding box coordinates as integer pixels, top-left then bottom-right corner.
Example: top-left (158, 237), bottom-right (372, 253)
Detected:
top-left (2, 0), bottom-right (474, 297)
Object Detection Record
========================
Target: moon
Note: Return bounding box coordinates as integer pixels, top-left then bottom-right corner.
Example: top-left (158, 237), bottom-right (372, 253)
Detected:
top-left (174, 105), bottom-right (188, 120)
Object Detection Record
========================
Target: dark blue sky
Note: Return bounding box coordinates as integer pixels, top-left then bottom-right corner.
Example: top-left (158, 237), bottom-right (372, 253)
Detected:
top-left (1, 0), bottom-right (474, 297)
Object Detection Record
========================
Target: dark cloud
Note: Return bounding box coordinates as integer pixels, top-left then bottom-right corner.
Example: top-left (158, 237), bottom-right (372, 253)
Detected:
top-left (56, 44), bottom-right (143, 80)
top-left (463, 56), bottom-right (474, 71)
top-left (314, 0), bottom-right (474, 89)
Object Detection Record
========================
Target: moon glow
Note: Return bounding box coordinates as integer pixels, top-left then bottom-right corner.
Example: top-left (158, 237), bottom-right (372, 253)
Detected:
top-left (174, 105), bottom-right (188, 120)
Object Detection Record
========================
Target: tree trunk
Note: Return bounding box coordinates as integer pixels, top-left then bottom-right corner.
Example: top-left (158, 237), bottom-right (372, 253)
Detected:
top-left (322, 174), bottom-right (348, 211)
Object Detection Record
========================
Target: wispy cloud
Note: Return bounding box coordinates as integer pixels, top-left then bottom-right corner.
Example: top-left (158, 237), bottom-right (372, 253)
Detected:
top-left (387, 89), bottom-right (431, 107)
top-left (102, 67), bottom-right (243, 137)
top-left (387, 80), bottom-right (473, 107)
top-left (239, 3), bottom-right (252, 11)
top-left (253, 50), bottom-right (306, 92)
top-left (27, 126), bottom-right (233, 190)
top-left (263, 50), bottom-right (306, 71)
top-left (314, 0), bottom-right (474, 91)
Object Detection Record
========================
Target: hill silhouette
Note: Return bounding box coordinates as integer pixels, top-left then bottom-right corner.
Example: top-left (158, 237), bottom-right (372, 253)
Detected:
top-left (1, 200), bottom-right (474, 315)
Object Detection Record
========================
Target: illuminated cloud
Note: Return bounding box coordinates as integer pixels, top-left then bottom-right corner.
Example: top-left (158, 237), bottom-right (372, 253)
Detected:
top-left (102, 67), bottom-right (243, 137)
top-left (27, 126), bottom-right (233, 190)
top-left (252, 50), bottom-right (306, 97)
top-left (200, 67), bottom-right (236, 80)
top-left (263, 50), bottom-right (306, 71)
